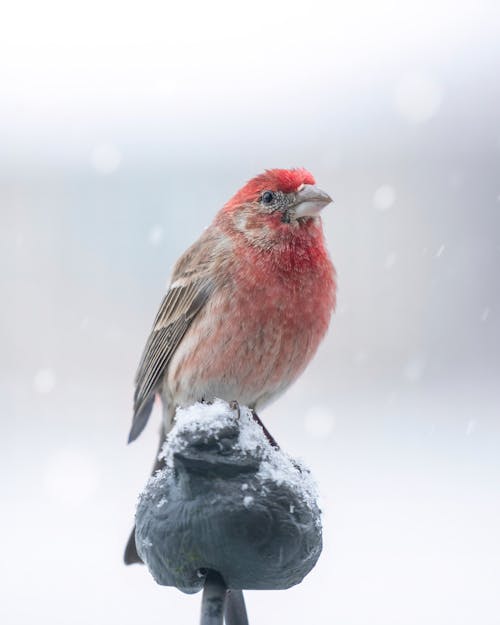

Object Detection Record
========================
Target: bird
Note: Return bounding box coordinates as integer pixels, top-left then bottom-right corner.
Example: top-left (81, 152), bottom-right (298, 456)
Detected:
top-left (125, 167), bottom-right (336, 564)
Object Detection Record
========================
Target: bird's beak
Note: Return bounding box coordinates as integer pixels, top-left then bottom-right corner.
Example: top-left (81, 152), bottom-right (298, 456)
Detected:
top-left (293, 184), bottom-right (333, 219)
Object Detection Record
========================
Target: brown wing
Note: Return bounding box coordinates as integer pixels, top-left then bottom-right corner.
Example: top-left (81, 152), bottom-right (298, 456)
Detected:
top-left (127, 276), bottom-right (214, 442)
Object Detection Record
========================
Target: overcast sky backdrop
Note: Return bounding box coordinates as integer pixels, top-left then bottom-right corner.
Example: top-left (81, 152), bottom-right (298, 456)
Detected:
top-left (1, 1), bottom-right (499, 624)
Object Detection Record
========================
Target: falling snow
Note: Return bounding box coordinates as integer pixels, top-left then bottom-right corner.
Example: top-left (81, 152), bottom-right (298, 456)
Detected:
top-left (385, 252), bottom-right (397, 269)
top-left (394, 73), bottom-right (443, 123)
top-left (466, 420), bottom-right (477, 436)
top-left (353, 350), bottom-right (368, 365)
top-left (373, 185), bottom-right (396, 211)
top-left (34, 368), bottom-right (56, 394)
top-left (80, 317), bottom-right (90, 331)
top-left (481, 308), bottom-right (490, 322)
top-left (403, 357), bottom-right (426, 383)
top-left (435, 244), bottom-right (445, 258)
top-left (448, 172), bottom-right (462, 190)
top-left (90, 143), bottom-right (122, 175)
top-left (149, 225), bottom-right (164, 246)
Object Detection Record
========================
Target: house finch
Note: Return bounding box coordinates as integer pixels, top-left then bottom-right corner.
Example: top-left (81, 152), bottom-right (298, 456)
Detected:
top-left (125, 167), bottom-right (336, 564)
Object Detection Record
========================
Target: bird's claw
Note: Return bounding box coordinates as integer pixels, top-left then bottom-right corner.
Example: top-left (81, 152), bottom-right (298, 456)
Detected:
top-left (250, 409), bottom-right (279, 449)
top-left (229, 400), bottom-right (241, 419)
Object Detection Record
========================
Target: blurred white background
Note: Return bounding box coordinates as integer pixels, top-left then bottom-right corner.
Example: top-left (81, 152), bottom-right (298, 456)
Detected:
top-left (1, 1), bottom-right (499, 624)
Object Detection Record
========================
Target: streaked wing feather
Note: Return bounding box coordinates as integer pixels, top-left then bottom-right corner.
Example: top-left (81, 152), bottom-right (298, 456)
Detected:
top-left (128, 278), bottom-right (213, 442)
top-left (134, 318), bottom-right (184, 404)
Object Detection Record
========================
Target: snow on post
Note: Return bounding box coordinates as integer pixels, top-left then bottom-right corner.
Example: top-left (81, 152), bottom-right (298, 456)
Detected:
top-left (135, 400), bottom-right (322, 593)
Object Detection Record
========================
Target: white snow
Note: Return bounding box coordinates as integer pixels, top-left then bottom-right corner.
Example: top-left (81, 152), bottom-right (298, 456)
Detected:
top-left (384, 251), bottom-right (397, 269)
top-left (80, 316), bottom-right (90, 331)
top-left (435, 244), bottom-right (445, 258)
top-left (373, 185), bottom-right (396, 211)
top-left (90, 143), bottom-right (122, 175)
top-left (466, 419), bottom-right (477, 436)
top-left (403, 357), bottom-right (426, 383)
top-left (353, 350), bottom-right (368, 365)
top-left (394, 73), bottom-right (443, 123)
top-left (34, 368), bottom-right (56, 394)
top-left (154, 399), bottom-right (319, 511)
top-left (148, 225), bottom-right (164, 246)
top-left (159, 400), bottom-right (236, 464)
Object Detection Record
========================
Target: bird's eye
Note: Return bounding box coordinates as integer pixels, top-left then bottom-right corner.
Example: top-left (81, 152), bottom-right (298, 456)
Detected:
top-left (261, 191), bottom-right (275, 205)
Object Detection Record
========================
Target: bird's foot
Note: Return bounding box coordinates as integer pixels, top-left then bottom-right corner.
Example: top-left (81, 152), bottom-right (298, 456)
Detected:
top-left (229, 400), bottom-right (241, 419)
top-left (250, 409), bottom-right (279, 449)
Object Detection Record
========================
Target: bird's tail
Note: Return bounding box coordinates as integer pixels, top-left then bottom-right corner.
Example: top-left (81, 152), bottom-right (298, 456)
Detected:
top-left (128, 394), bottom-right (155, 443)
top-left (124, 525), bottom-right (143, 564)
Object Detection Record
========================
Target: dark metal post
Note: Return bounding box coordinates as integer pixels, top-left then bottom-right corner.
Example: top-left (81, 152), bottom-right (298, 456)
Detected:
top-left (224, 590), bottom-right (249, 625)
top-left (200, 571), bottom-right (227, 625)
top-left (133, 404), bottom-right (323, 624)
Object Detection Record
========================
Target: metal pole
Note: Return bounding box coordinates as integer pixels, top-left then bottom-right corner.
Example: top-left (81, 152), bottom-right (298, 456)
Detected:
top-left (200, 571), bottom-right (227, 625)
top-left (224, 590), bottom-right (249, 625)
